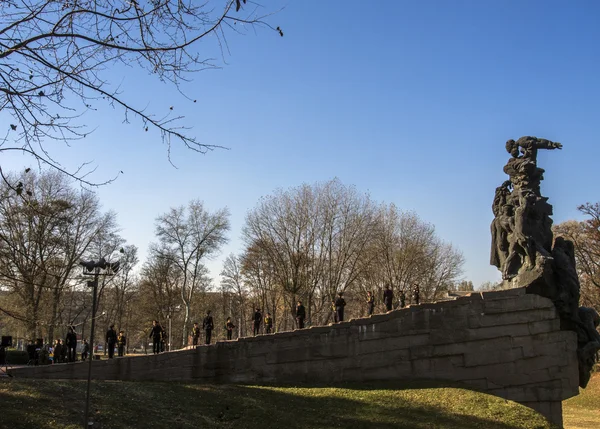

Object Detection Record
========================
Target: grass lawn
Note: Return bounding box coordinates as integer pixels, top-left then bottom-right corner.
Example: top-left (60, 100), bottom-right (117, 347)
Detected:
top-left (0, 378), bottom-right (554, 429)
top-left (563, 371), bottom-right (600, 429)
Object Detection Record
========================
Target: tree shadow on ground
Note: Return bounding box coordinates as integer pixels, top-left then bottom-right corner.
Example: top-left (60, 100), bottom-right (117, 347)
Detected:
top-left (0, 378), bottom-right (555, 429)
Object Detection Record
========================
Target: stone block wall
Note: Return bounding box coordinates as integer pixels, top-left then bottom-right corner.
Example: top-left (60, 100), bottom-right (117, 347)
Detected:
top-left (9, 287), bottom-right (579, 427)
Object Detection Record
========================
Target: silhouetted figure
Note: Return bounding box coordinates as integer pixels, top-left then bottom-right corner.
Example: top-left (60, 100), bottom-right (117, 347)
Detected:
top-left (331, 300), bottom-right (338, 323)
top-left (117, 330), bottom-right (126, 357)
top-left (366, 291), bottom-right (375, 315)
top-left (399, 290), bottom-right (406, 308)
top-left (383, 285), bottom-right (394, 311)
top-left (296, 301), bottom-right (306, 329)
top-left (226, 317), bottom-right (235, 340)
top-left (65, 326), bottom-right (77, 362)
top-left (413, 284), bottom-right (420, 305)
top-left (81, 340), bottom-right (89, 361)
top-left (149, 320), bottom-right (164, 354)
top-left (53, 339), bottom-right (62, 364)
top-left (106, 325), bottom-right (117, 359)
top-left (335, 292), bottom-right (346, 322)
top-left (253, 308), bottom-right (262, 336)
top-left (192, 322), bottom-right (201, 346)
top-left (203, 311), bottom-right (214, 345)
top-left (264, 313), bottom-right (273, 334)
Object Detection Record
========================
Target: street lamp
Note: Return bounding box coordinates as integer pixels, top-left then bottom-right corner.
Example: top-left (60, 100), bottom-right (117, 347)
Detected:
top-left (166, 305), bottom-right (181, 352)
top-left (80, 258), bottom-right (119, 429)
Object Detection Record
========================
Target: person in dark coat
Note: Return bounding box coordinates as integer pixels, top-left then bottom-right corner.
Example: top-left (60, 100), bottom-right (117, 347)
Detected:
top-left (53, 339), bottom-right (62, 364)
top-left (65, 326), bottom-right (77, 362)
top-left (106, 324), bottom-right (117, 359)
top-left (226, 317), bottom-right (235, 340)
top-left (399, 290), bottom-right (406, 308)
top-left (295, 301), bottom-right (306, 329)
top-left (149, 320), bottom-right (164, 354)
top-left (413, 284), bottom-right (420, 305)
top-left (117, 330), bottom-right (127, 357)
top-left (366, 291), bottom-right (375, 315)
top-left (252, 308), bottom-right (262, 336)
top-left (81, 339), bottom-right (90, 361)
top-left (335, 292), bottom-right (346, 322)
top-left (192, 322), bottom-right (201, 346)
top-left (383, 285), bottom-right (394, 311)
top-left (203, 311), bottom-right (214, 345)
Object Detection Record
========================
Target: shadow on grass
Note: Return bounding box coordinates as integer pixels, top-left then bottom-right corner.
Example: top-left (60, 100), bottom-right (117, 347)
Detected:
top-left (0, 378), bottom-right (553, 429)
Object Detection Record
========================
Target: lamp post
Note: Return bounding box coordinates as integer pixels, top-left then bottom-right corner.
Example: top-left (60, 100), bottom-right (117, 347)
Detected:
top-left (81, 258), bottom-right (119, 429)
top-left (166, 305), bottom-right (181, 352)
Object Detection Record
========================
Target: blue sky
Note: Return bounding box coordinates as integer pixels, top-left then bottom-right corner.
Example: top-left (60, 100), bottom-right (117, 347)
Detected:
top-left (3, 0), bottom-right (600, 287)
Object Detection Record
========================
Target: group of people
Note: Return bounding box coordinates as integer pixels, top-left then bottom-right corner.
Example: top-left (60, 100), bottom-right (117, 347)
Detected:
top-left (184, 285), bottom-right (422, 347)
top-left (381, 284), bottom-right (421, 313)
top-left (49, 326), bottom-right (90, 364)
top-left (188, 308), bottom-right (275, 347)
top-left (105, 325), bottom-right (127, 358)
top-left (35, 285), bottom-right (425, 363)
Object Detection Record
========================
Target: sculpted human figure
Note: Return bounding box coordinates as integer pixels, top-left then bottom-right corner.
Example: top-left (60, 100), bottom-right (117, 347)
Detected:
top-left (490, 203), bottom-right (514, 270)
top-left (503, 137), bottom-right (562, 196)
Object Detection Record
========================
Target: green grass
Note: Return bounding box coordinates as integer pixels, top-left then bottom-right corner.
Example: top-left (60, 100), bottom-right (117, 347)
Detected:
top-left (563, 372), bottom-right (600, 429)
top-left (0, 378), bottom-right (554, 429)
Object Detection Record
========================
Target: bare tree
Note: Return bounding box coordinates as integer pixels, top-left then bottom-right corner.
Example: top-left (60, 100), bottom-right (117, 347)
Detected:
top-left (554, 202), bottom-right (600, 310)
top-left (0, 0), bottom-right (281, 182)
top-left (153, 199), bottom-right (229, 345)
top-left (0, 170), bottom-right (117, 340)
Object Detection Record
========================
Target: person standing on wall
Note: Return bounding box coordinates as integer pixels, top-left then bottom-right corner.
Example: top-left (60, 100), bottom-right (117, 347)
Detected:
top-left (252, 308), bottom-right (262, 336)
top-left (383, 285), bottom-right (394, 312)
top-left (264, 312), bottom-right (273, 334)
top-left (65, 326), bottom-right (77, 362)
top-left (331, 300), bottom-right (338, 323)
top-left (106, 324), bottom-right (117, 359)
top-left (295, 300), bottom-right (306, 329)
top-left (366, 291), bottom-right (375, 316)
top-left (203, 311), bottom-right (214, 345)
top-left (117, 330), bottom-right (127, 357)
top-left (335, 292), bottom-right (346, 322)
top-left (149, 320), bottom-right (164, 354)
top-left (413, 284), bottom-right (420, 305)
top-left (192, 322), bottom-right (201, 346)
top-left (399, 289), bottom-right (406, 308)
top-left (225, 317), bottom-right (236, 340)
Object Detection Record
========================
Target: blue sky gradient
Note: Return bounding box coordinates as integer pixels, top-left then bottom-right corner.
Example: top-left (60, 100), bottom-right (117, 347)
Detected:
top-left (3, 0), bottom-right (599, 287)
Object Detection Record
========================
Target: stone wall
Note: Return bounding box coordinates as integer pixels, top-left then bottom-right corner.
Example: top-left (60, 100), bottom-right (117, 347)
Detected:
top-left (9, 287), bottom-right (580, 427)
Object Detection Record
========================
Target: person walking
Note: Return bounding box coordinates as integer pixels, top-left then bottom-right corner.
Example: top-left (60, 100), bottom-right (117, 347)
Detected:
top-left (264, 312), bottom-right (273, 334)
top-left (106, 325), bottom-right (117, 359)
top-left (203, 311), bottom-right (214, 345)
top-left (399, 289), bottom-right (406, 308)
top-left (226, 317), bottom-right (235, 340)
top-left (65, 326), bottom-right (77, 362)
top-left (252, 308), bottom-right (262, 336)
top-left (192, 322), bottom-right (201, 346)
top-left (335, 292), bottom-right (346, 322)
top-left (295, 301), bottom-right (306, 329)
top-left (149, 320), bottom-right (164, 354)
top-left (331, 300), bottom-right (338, 323)
top-left (383, 285), bottom-right (394, 312)
top-left (366, 291), bottom-right (375, 315)
top-left (117, 330), bottom-right (127, 357)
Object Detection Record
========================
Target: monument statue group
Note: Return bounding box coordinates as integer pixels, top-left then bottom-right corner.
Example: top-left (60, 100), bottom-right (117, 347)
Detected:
top-left (490, 136), bottom-right (600, 388)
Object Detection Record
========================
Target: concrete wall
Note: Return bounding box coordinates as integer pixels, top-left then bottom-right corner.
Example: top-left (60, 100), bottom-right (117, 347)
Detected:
top-left (9, 287), bottom-right (579, 427)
